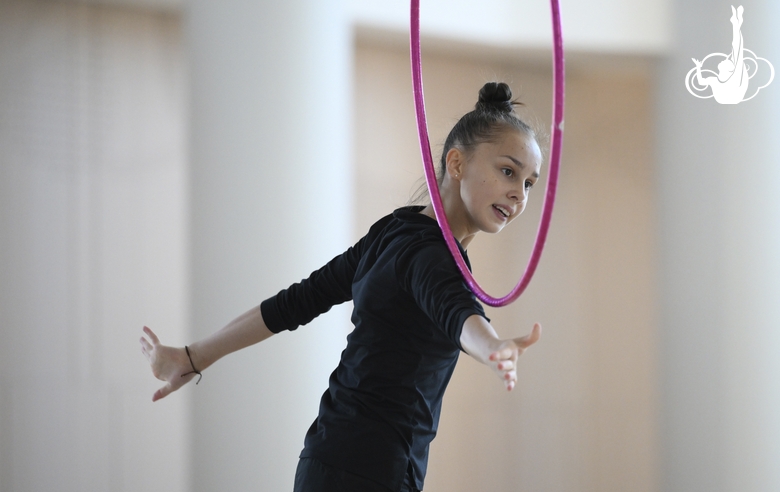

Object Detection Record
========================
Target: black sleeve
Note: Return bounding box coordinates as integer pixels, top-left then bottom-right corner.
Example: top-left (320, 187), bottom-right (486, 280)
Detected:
top-left (399, 238), bottom-right (488, 350)
top-left (260, 248), bottom-right (358, 333)
top-left (260, 215), bottom-right (390, 333)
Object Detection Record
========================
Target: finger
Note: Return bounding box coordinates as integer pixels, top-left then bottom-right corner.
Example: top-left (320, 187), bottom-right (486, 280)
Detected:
top-left (505, 372), bottom-right (517, 391)
top-left (143, 326), bottom-right (160, 345)
top-left (139, 337), bottom-right (153, 354)
top-left (490, 345), bottom-right (516, 362)
top-left (152, 383), bottom-right (172, 402)
top-left (515, 323), bottom-right (541, 349)
top-left (497, 360), bottom-right (514, 371)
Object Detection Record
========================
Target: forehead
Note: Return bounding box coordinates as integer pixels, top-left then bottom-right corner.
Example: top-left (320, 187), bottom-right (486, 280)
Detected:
top-left (487, 131), bottom-right (542, 170)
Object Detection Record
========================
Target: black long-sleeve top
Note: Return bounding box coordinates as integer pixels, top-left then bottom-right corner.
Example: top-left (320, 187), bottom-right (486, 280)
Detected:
top-left (260, 206), bottom-right (487, 491)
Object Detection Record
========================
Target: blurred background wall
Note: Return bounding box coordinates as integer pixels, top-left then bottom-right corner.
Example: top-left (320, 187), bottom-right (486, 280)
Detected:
top-left (0, 0), bottom-right (778, 491)
top-left (656, 2), bottom-right (780, 491)
top-left (0, 2), bottom-right (190, 490)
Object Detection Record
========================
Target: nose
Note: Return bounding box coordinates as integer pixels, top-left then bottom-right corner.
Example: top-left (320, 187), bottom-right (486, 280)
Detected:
top-left (508, 185), bottom-right (527, 205)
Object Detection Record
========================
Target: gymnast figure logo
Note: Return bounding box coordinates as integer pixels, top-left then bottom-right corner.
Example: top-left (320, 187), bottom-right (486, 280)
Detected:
top-left (685, 5), bottom-right (774, 104)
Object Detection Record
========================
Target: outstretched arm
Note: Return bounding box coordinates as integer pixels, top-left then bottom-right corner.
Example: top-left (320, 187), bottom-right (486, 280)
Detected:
top-left (140, 305), bottom-right (274, 401)
top-left (459, 315), bottom-right (541, 391)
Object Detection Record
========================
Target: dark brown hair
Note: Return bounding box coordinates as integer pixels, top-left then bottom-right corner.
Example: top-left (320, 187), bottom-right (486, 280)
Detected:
top-left (439, 82), bottom-right (535, 177)
top-left (409, 82), bottom-right (538, 205)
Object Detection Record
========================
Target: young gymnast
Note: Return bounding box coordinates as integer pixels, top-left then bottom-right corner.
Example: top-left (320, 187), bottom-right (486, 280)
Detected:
top-left (140, 81), bottom-right (543, 492)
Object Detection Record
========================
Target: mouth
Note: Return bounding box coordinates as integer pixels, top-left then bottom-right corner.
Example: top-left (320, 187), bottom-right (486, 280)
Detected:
top-left (492, 204), bottom-right (511, 219)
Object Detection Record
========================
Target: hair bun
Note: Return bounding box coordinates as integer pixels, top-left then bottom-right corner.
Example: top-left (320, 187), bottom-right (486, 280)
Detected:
top-left (477, 82), bottom-right (516, 113)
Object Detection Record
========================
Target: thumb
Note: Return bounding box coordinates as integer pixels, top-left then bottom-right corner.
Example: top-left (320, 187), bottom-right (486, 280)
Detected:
top-left (514, 323), bottom-right (541, 349)
top-left (152, 383), bottom-right (173, 402)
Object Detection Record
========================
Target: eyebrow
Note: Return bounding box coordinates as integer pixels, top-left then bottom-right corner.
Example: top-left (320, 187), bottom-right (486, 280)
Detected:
top-left (501, 155), bottom-right (540, 179)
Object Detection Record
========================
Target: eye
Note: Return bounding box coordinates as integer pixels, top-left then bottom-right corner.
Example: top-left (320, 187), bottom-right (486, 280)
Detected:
top-left (525, 180), bottom-right (534, 190)
top-left (502, 168), bottom-right (514, 177)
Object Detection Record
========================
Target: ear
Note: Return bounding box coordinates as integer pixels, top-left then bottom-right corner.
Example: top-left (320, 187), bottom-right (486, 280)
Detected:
top-left (445, 147), bottom-right (465, 181)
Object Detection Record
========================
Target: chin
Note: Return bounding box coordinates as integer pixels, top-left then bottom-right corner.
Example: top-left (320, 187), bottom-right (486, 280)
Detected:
top-left (483, 223), bottom-right (505, 235)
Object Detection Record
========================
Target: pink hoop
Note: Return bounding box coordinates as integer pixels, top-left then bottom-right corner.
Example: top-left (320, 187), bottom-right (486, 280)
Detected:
top-left (410, 0), bottom-right (565, 307)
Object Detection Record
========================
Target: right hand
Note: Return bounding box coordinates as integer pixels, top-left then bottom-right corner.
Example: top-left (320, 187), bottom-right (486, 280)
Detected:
top-left (140, 326), bottom-right (198, 401)
top-left (488, 323), bottom-right (541, 391)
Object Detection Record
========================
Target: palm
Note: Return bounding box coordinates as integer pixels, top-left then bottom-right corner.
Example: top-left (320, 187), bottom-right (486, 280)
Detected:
top-left (140, 326), bottom-right (195, 401)
top-left (489, 323), bottom-right (541, 391)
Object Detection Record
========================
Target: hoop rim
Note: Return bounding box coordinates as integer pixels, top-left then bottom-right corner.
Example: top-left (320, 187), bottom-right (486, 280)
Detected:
top-left (409, 0), bottom-right (565, 307)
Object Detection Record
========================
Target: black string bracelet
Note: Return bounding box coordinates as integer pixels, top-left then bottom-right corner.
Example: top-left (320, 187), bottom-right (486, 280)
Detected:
top-left (181, 345), bottom-right (203, 384)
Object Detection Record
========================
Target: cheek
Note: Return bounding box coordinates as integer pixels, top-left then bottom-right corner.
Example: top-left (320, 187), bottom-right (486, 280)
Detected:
top-left (509, 202), bottom-right (527, 223)
top-left (459, 176), bottom-right (496, 210)
top-left (459, 180), bottom-right (484, 205)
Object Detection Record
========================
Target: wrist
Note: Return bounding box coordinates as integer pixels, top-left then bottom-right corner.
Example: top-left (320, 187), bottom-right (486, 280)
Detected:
top-left (460, 315), bottom-right (501, 365)
top-left (184, 343), bottom-right (210, 374)
top-left (182, 345), bottom-right (203, 384)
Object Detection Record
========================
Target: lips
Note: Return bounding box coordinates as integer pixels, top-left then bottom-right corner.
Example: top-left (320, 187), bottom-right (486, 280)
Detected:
top-left (493, 204), bottom-right (511, 219)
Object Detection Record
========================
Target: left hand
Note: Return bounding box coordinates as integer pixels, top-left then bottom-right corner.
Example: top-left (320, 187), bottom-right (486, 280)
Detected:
top-left (488, 323), bottom-right (541, 391)
top-left (140, 326), bottom-right (197, 401)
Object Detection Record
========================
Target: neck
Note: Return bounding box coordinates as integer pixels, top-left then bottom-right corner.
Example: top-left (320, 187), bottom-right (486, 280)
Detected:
top-left (419, 182), bottom-right (477, 248)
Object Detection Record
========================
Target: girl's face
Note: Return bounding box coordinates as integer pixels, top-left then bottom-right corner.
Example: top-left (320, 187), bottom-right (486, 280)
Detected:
top-left (451, 130), bottom-right (542, 238)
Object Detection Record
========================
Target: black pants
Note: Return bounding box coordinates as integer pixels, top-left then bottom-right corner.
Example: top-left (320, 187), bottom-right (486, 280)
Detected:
top-left (293, 457), bottom-right (421, 492)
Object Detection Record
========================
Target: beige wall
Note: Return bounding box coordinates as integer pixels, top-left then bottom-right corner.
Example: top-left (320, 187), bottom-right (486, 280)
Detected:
top-left (354, 41), bottom-right (659, 491)
top-left (350, 0), bottom-right (671, 54)
top-left (0, 2), bottom-right (189, 491)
